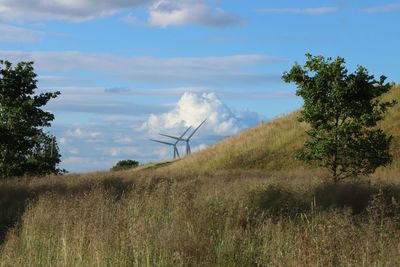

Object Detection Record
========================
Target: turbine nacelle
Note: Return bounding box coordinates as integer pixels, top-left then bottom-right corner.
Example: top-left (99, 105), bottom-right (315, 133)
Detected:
top-left (150, 126), bottom-right (192, 159)
top-left (158, 119), bottom-right (207, 156)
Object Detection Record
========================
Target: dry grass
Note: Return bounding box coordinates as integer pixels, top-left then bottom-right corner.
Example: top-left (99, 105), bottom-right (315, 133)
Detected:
top-left (169, 111), bottom-right (309, 173)
top-left (0, 169), bottom-right (400, 266)
top-left (169, 85), bottom-right (400, 176)
top-left (0, 86), bottom-right (399, 266)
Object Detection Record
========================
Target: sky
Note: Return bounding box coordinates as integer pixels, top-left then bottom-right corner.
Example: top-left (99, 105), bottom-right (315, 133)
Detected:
top-left (0, 0), bottom-right (399, 172)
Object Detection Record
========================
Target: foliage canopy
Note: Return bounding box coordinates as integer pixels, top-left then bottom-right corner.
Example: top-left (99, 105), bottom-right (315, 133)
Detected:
top-left (0, 60), bottom-right (62, 178)
top-left (282, 54), bottom-right (395, 182)
top-left (111, 160), bottom-right (139, 171)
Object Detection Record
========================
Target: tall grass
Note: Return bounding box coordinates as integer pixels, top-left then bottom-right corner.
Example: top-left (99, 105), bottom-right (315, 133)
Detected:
top-left (1, 169), bottom-right (400, 266)
top-left (0, 86), bottom-right (399, 266)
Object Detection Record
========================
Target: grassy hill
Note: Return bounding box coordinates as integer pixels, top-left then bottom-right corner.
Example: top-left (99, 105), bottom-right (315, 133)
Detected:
top-left (170, 84), bottom-right (400, 175)
top-left (0, 85), bottom-right (399, 266)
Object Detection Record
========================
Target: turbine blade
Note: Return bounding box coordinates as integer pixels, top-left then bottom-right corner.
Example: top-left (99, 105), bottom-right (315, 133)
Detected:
top-left (174, 126), bottom-right (192, 145)
top-left (179, 126), bottom-right (192, 139)
top-left (188, 119), bottom-right (207, 139)
top-left (159, 126), bottom-right (192, 144)
top-left (150, 139), bottom-right (174, 146)
top-left (159, 133), bottom-right (182, 141)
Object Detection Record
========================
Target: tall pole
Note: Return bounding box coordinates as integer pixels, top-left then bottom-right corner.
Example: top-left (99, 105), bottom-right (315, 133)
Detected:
top-left (50, 137), bottom-right (55, 159)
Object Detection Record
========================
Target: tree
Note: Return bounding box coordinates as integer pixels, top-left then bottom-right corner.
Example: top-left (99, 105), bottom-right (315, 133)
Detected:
top-left (282, 54), bottom-right (395, 183)
top-left (111, 160), bottom-right (139, 171)
top-left (0, 60), bottom-right (62, 178)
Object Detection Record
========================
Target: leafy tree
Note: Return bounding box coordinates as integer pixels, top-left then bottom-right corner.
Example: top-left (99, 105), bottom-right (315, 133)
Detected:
top-left (111, 160), bottom-right (139, 171)
top-left (282, 54), bottom-right (395, 183)
top-left (26, 131), bottom-right (64, 176)
top-left (0, 60), bottom-right (62, 178)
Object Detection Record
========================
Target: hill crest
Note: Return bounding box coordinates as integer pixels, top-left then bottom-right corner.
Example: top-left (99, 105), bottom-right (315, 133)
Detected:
top-left (167, 85), bottom-right (400, 174)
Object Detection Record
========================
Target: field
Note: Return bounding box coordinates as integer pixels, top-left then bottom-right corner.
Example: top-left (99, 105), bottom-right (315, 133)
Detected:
top-left (0, 85), bottom-right (399, 266)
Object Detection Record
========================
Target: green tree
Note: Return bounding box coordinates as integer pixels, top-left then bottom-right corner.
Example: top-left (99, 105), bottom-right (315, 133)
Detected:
top-left (0, 60), bottom-right (62, 178)
top-left (282, 54), bottom-right (395, 183)
top-left (111, 160), bottom-right (139, 171)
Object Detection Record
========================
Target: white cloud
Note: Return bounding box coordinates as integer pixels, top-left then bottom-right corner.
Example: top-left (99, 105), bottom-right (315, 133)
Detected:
top-left (257, 7), bottom-right (337, 15)
top-left (59, 137), bottom-right (67, 145)
top-left (38, 75), bottom-right (86, 84)
top-left (53, 91), bottom-right (263, 172)
top-left (47, 94), bottom-right (169, 116)
top-left (362, 3), bottom-right (400, 13)
top-left (0, 23), bottom-right (44, 42)
top-left (143, 91), bottom-right (262, 136)
top-left (114, 136), bottom-right (135, 144)
top-left (0, 0), bottom-right (242, 27)
top-left (68, 147), bottom-right (80, 155)
top-left (192, 143), bottom-right (208, 152)
top-left (119, 13), bottom-right (145, 26)
top-left (153, 146), bottom-right (170, 160)
top-left (148, 0), bottom-right (244, 28)
top-left (0, 50), bottom-right (281, 86)
top-left (97, 146), bottom-right (139, 157)
top-left (66, 128), bottom-right (101, 139)
top-left (0, 0), bottom-right (150, 21)
top-left (39, 86), bottom-right (296, 100)
top-left (62, 156), bottom-right (116, 173)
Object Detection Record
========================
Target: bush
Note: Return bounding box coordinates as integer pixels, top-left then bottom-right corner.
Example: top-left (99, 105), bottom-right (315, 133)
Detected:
top-left (252, 185), bottom-right (310, 217)
top-left (252, 182), bottom-right (400, 217)
top-left (111, 160), bottom-right (139, 171)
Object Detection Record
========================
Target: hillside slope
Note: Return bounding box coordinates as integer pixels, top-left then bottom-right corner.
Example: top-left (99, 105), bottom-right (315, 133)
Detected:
top-left (170, 85), bottom-right (400, 173)
top-left (0, 88), bottom-right (399, 267)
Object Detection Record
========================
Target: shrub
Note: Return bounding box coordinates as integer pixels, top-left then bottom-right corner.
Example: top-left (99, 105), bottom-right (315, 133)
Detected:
top-left (111, 160), bottom-right (139, 171)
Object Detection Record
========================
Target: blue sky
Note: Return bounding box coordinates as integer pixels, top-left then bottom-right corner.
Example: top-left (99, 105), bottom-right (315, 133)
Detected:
top-left (0, 0), bottom-right (399, 172)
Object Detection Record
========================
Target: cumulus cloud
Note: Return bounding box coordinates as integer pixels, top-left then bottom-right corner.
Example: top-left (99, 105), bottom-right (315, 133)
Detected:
top-left (53, 91), bottom-right (263, 172)
top-left (141, 91), bottom-right (262, 160)
top-left (148, 0), bottom-right (244, 28)
top-left (143, 91), bottom-right (263, 136)
top-left (257, 7), bottom-right (337, 15)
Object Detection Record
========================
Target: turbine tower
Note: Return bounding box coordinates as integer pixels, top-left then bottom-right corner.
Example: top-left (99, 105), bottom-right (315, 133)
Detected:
top-left (150, 126), bottom-right (192, 159)
top-left (160, 119), bottom-right (206, 156)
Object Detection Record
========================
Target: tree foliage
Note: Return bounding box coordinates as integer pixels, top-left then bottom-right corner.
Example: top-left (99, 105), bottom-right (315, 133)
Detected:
top-left (0, 60), bottom-right (62, 178)
top-left (282, 54), bottom-right (395, 182)
top-left (111, 160), bottom-right (139, 171)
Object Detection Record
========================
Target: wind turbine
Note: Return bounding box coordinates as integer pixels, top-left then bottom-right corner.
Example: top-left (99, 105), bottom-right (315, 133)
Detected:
top-left (150, 126), bottom-right (192, 159)
top-left (160, 119), bottom-right (207, 156)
